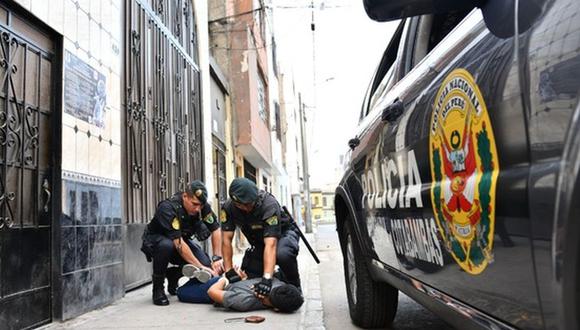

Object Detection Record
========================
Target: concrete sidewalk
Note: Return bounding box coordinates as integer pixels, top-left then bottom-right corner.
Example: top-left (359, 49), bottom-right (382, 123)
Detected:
top-left (40, 232), bottom-right (324, 330)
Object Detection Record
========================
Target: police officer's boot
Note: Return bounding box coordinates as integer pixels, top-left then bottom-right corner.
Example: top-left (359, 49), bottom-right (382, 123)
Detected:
top-left (152, 274), bottom-right (169, 306)
top-left (166, 266), bottom-right (182, 295)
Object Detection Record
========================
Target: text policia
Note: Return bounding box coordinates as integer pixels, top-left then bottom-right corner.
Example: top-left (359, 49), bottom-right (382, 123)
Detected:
top-left (361, 149), bottom-right (444, 266)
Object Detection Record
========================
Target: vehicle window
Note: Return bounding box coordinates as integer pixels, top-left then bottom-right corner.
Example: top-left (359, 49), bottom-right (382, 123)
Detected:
top-left (411, 10), bottom-right (471, 69)
top-left (359, 19), bottom-right (405, 121)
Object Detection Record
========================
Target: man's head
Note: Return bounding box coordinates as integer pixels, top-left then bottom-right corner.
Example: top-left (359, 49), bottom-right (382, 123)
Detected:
top-left (268, 284), bottom-right (304, 313)
top-left (228, 177), bottom-right (259, 213)
top-left (182, 180), bottom-right (207, 215)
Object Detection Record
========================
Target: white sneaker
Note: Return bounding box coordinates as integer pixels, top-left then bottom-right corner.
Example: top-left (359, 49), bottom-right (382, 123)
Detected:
top-left (182, 264), bottom-right (211, 283)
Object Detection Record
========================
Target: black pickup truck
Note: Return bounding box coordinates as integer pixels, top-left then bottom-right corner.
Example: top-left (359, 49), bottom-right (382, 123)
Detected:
top-left (334, 0), bottom-right (580, 329)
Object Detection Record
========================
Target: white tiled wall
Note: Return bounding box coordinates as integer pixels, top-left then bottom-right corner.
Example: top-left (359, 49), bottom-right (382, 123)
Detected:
top-left (16, 0), bottom-right (123, 182)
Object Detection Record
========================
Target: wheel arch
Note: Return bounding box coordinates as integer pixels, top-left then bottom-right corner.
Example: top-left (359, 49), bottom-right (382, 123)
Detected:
top-left (334, 186), bottom-right (372, 263)
top-left (334, 185), bottom-right (366, 254)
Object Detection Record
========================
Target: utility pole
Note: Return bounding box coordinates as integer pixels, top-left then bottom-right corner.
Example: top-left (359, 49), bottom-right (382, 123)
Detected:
top-left (299, 93), bottom-right (312, 233)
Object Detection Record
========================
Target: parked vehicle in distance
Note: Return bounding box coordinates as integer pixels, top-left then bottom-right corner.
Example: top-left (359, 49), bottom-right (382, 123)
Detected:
top-left (334, 0), bottom-right (580, 329)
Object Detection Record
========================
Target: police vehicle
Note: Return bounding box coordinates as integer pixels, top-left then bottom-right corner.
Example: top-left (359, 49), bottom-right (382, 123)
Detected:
top-left (334, 0), bottom-right (579, 329)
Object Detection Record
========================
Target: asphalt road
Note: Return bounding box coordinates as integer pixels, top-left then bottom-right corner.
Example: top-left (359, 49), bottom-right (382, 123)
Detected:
top-left (316, 223), bottom-right (454, 330)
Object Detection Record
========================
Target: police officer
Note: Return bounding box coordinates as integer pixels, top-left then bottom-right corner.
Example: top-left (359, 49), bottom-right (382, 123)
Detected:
top-left (141, 180), bottom-right (224, 306)
top-left (220, 177), bottom-right (300, 299)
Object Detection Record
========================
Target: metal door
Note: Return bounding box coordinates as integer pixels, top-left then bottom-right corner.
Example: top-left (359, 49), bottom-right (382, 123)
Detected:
top-left (0, 3), bottom-right (58, 329)
top-left (123, 0), bottom-right (203, 289)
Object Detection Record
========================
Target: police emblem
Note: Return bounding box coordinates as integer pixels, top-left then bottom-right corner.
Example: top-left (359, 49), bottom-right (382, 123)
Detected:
top-left (429, 68), bottom-right (499, 275)
top-left (265, 216), bottom-right (278, 226)
top-left (219, 210), bottom-right (227, 223)
top-left (171, 217), bottom-right (180, 230)
top-left (195, 189), bottom-right (203, 197)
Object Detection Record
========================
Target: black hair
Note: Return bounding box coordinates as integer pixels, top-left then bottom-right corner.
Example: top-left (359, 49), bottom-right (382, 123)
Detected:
top-left (269, 284), bottom-right (304, 313)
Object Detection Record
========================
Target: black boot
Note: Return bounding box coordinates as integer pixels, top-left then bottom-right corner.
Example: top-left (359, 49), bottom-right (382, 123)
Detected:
top-left (166, 266), bottom-right (182, 295)
top-left (152, 274), bottom-right (169, 306)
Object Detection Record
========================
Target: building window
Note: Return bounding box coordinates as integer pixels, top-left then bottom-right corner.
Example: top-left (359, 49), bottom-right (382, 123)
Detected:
top-left (323, 197), bottom-right (327, 207)
top-left (314, 196), bottom-right (319, 206)
top-left (263, 176), bottom-right (269, 192)
top-left (244, 159), bottom-right (257, 183)
top-left (274, 103), bottom-right (281, 141)
top-left (257, 74), bottom-right (267, 122)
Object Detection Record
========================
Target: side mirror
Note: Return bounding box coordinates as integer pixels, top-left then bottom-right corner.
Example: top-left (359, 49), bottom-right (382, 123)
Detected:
top-left (480, 0), bottom-right (542, 38)
top-left (363, 0), bottom-right (482, 22)
top-left (363, 0), bottom-right (542, 39)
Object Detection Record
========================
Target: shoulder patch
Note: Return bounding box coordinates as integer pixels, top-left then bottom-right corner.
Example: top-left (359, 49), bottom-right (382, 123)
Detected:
top-left (203, 213), bottom-right (215, 224)
top-left (219, 209), bottom-right (228, 223)
top-left (265, 215), bottom-right (278, 226)
top-left (171, 217), bottom-right (180, 230)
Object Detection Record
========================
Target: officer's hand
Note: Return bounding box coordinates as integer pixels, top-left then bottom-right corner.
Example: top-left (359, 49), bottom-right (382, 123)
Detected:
top-left (211, 259), bottom-right (224, 275)
top-left (203, 266), bottom-right (218, 277)
top-left (253, 277), bottom-right (272, 298)
top-left (236, 267), bottom-right (248, 281)
top-left (225, 268), bottom-right (242, 283)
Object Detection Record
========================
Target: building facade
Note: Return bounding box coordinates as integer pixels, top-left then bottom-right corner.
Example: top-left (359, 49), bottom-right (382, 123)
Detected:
top-left (0, 0), bottom-right (212, 328)
top-left (208, 0), bottom-right (301, 214)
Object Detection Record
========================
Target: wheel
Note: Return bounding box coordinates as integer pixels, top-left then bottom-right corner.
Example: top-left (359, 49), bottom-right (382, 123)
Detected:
top-left (342, 218), bottom-right (398, 328)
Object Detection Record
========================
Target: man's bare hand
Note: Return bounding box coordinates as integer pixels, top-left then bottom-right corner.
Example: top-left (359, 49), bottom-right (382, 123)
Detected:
top-left (211, 259), bottom-right (224, 275)
top-left (233, 265), bottom-right (248, 281)
top-left (203, 266), bottom-right (218, 277)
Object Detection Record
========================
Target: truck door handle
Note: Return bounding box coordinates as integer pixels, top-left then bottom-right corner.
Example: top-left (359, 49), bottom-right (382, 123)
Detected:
top-left (348, 137), bottom-right (360, 150)
top-left (382, 98), bottom-right (404, 123)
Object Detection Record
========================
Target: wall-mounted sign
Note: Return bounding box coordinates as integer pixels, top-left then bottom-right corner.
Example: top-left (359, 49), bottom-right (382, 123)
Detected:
top-left (64, 51), bottom-right (107, 128)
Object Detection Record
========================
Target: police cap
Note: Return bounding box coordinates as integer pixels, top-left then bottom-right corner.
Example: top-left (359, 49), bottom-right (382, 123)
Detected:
top-left (228, 177), bottom-right (258, 203)
top-left (188, 180), bottom-right (208, 204)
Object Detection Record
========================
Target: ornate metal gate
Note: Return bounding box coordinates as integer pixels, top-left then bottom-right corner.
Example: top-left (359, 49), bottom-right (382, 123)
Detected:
top-left (0, 3), bottom-right (58, 328)
top-left (123, 0), bottom-right (203, 288)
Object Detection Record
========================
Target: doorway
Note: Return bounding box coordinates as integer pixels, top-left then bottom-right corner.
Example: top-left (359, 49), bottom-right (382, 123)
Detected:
top-left (0, 2), bottom-right (60, 329)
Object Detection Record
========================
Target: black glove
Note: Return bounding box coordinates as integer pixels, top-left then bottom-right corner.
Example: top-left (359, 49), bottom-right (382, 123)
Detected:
top-left (192, 221), bottom-right (211, 241)
top-left (254, 277), bottom-right (273, 297)
top-left (224, 269), bottom-right (242, 283)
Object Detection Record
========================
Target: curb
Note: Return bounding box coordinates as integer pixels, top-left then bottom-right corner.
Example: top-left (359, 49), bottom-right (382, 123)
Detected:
top-left (299, 231), bottom-right (325, 330)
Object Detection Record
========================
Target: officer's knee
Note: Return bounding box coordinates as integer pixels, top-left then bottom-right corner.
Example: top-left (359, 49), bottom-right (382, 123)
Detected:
top-left (155, 238), bottom-right (175, 255)
top-left (277, 248), bottom-right (298, 265)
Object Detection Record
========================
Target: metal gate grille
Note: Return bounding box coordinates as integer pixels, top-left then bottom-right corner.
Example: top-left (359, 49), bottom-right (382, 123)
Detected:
top-left (0, 3), bottom-right (57, 328)
top-left (124, 0), bottom-right (202, 224)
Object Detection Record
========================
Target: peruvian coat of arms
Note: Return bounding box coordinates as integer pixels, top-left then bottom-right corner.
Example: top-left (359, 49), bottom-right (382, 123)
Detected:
top-left (429, 68), bottom-right (499, 274)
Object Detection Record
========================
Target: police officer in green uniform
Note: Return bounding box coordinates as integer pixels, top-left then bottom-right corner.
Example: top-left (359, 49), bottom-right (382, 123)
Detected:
top-left (141, 181), bottom-right (224, 306)
top-left (221, 178), bottom-right (300, 299)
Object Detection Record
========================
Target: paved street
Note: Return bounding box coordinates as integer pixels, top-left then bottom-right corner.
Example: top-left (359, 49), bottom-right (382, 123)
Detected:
top-left (316, 223), bottom-right (454, 330)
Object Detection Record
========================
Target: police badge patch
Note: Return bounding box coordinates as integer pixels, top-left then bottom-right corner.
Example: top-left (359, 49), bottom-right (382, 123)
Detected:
top-left (203, 213), bottom-right (215, 224)
top-left (429, 68), bottom-right (499, 275)
top-left (171, 217), bottom-right (181, 230)
top-left (265, 216), bottom-right (278, 226)
top-left (219, 210), bottom-right (227, 223)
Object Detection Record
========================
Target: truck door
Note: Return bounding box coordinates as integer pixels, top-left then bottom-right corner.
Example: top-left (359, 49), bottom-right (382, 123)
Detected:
top-left (383, 8), bottom-right (542, 329)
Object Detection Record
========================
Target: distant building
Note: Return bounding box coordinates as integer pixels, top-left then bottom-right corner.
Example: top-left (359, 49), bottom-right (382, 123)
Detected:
top-left (207, 0), bottom-right (303, 215)
top-left (306, 188), bottom-right (335, 223)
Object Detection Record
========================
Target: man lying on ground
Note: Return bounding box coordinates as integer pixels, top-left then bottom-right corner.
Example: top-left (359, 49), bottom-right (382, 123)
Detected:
top-left (176, 265), bottom-right (303, 313)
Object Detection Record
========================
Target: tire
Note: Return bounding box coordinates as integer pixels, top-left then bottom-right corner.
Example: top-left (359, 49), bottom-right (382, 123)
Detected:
top-left (342, 218), bottom-right (398, 328)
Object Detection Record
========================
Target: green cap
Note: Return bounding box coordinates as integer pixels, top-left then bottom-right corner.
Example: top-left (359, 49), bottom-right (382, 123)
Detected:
top-left (188, 180), bottom-right (208, 204)
top-left (229, 177), bottom-right (258, 203)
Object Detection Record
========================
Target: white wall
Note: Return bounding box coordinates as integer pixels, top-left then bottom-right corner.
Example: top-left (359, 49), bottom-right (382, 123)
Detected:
top-left (193, 1), bottom-right (214, 198)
